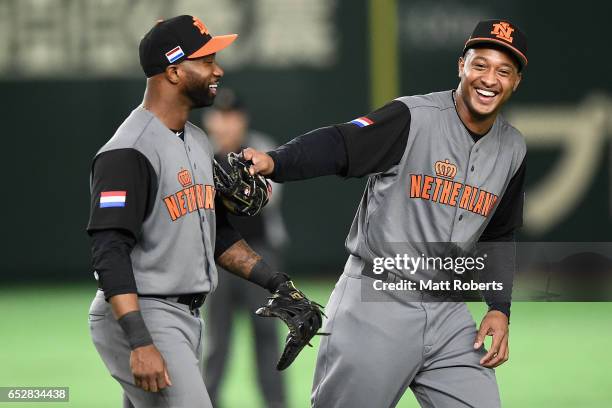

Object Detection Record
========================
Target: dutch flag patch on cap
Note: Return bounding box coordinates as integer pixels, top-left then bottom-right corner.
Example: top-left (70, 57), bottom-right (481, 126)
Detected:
top-left (165, 46), bottom-right (185, 63)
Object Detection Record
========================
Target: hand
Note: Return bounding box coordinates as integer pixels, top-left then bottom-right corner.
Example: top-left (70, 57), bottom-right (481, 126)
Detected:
top-left (130, 344), bottom-right (172, 392)
top-left (242, 147), bottom-right (274, 176)
top-left (256, 281), bottom-right (326, 370)
top-left (474, 310), bottom-right (509, 368)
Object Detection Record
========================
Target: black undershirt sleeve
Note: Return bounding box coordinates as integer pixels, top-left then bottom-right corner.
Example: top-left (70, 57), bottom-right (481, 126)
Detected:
top-left (87, 149), bottom-right (156, 238)
top-left (335, 100), bottom-right (412, 177)
top-left (477, 156), bottom-right (527, 319)
top-left (480, 157), bottom-right (526, 241)
top-left (267, 126), bottom-right (348, 182)
top-left (87, 148), bottom-right (157, 298)
top-left (90, 229), bottom-right (138, 299)
top-left (268, 100), bottom-right (411, 182)
top-left (214, 202), bottom-right (243, 259)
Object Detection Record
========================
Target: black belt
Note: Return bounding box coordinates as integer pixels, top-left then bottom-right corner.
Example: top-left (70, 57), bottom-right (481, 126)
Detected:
top-left (141, 293), bottom-right (207, 310)
top-left (362, 266), bottom-right (401, 283)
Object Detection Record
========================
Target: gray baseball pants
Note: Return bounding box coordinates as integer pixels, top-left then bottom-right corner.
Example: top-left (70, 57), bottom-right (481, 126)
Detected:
top-left (89, 290), bottom-right (212, 408)
top-left (311, 255), bottom-right (501, 408)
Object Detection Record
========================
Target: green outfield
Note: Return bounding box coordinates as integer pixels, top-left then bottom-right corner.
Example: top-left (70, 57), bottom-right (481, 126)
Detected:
top-left (0, 282), bottom-right (610, 408)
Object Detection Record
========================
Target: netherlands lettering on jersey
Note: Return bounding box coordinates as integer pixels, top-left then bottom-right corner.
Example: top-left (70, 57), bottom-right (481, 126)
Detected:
top-left (409, 159), bottom-right (499, 217)
top-left (163, 168), bottom-right (215, 221)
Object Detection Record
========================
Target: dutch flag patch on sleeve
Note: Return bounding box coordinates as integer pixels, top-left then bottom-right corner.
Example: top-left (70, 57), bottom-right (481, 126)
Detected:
top-left (100, 191), bottom-right (127, 208)
top-left (349, 116), bottom-right (374, 128)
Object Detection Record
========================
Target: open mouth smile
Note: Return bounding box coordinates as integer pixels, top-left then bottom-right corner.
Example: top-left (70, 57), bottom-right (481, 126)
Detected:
top-left (474, 87), bottom-right (498, 104)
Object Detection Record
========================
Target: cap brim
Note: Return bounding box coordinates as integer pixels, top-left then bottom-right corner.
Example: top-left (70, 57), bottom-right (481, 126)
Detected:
top-left (188, 34), bottom-right (238, 59)
top-left (464, 38), bottom-right (528, 68)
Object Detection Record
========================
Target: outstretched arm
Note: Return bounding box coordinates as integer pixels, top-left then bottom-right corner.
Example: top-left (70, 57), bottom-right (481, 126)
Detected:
top-left (244, 100), bottom-right (411, 182)
top-left (242, 126), bottom-right (348, 181)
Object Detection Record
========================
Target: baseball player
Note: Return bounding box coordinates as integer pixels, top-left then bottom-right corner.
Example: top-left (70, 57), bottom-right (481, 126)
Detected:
top-left (244, 20), bottom-right (528, 408)
top-left (86, 15), bottom-right (321, 408)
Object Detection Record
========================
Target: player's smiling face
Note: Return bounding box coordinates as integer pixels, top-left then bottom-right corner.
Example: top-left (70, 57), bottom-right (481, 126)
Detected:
top-left (457, 47), bottom-right (522, 119)
top-left (180, 53), bottom-right (223, 108)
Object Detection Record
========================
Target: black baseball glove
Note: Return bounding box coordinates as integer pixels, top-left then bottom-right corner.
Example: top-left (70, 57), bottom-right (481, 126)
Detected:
top-left (256, 281), bottom-right (328, 370)
top-left (213, 152), bottom-right (271, 216)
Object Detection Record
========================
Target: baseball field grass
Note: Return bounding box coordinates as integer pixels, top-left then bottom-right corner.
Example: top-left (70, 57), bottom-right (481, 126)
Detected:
top-left (0, 282), bottom-right (610, 408)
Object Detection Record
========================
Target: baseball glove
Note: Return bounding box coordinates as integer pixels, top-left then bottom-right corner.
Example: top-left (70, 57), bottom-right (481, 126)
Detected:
top-left (213, 152), bottom-right (271, 216)
top-left (256, 281), bottom-right (328, 370)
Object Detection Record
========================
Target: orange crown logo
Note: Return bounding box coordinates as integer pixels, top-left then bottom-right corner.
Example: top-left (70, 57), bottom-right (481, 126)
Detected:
top-left (193, 17), bottom-right (209, 35)
top-left (434, 159), bottom-right (457, 179)
top-left (491, 21), bottom-right (514, 43)
top-left (178, 169), bottom-right (193, 187)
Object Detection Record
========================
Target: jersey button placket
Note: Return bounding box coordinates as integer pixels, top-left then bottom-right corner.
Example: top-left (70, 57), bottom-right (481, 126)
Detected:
top-left (183, 138), bottom-right (206, 227)
top-left (466, 145), bottom-right (479, 186)
top-left (186, 145), bottom-right (212, 281)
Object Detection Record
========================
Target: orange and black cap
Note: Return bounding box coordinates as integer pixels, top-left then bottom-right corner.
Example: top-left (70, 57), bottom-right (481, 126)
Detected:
top-left (463, 19), bottom-right (528, 70)
top-left (139, 15), bottom-right (237, 78)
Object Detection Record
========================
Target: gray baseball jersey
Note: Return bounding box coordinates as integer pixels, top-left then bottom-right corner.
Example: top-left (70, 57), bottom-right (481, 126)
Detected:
top-left (345, 90), bottom-right (526, 276)
top-left (88, 105), bottom-right (218, 295)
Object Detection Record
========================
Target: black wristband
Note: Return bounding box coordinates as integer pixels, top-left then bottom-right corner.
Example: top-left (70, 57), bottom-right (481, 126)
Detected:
top-left (117, 310), bottom-right (154, 350)
top-left (249, 258), bottom-right (289, 293)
